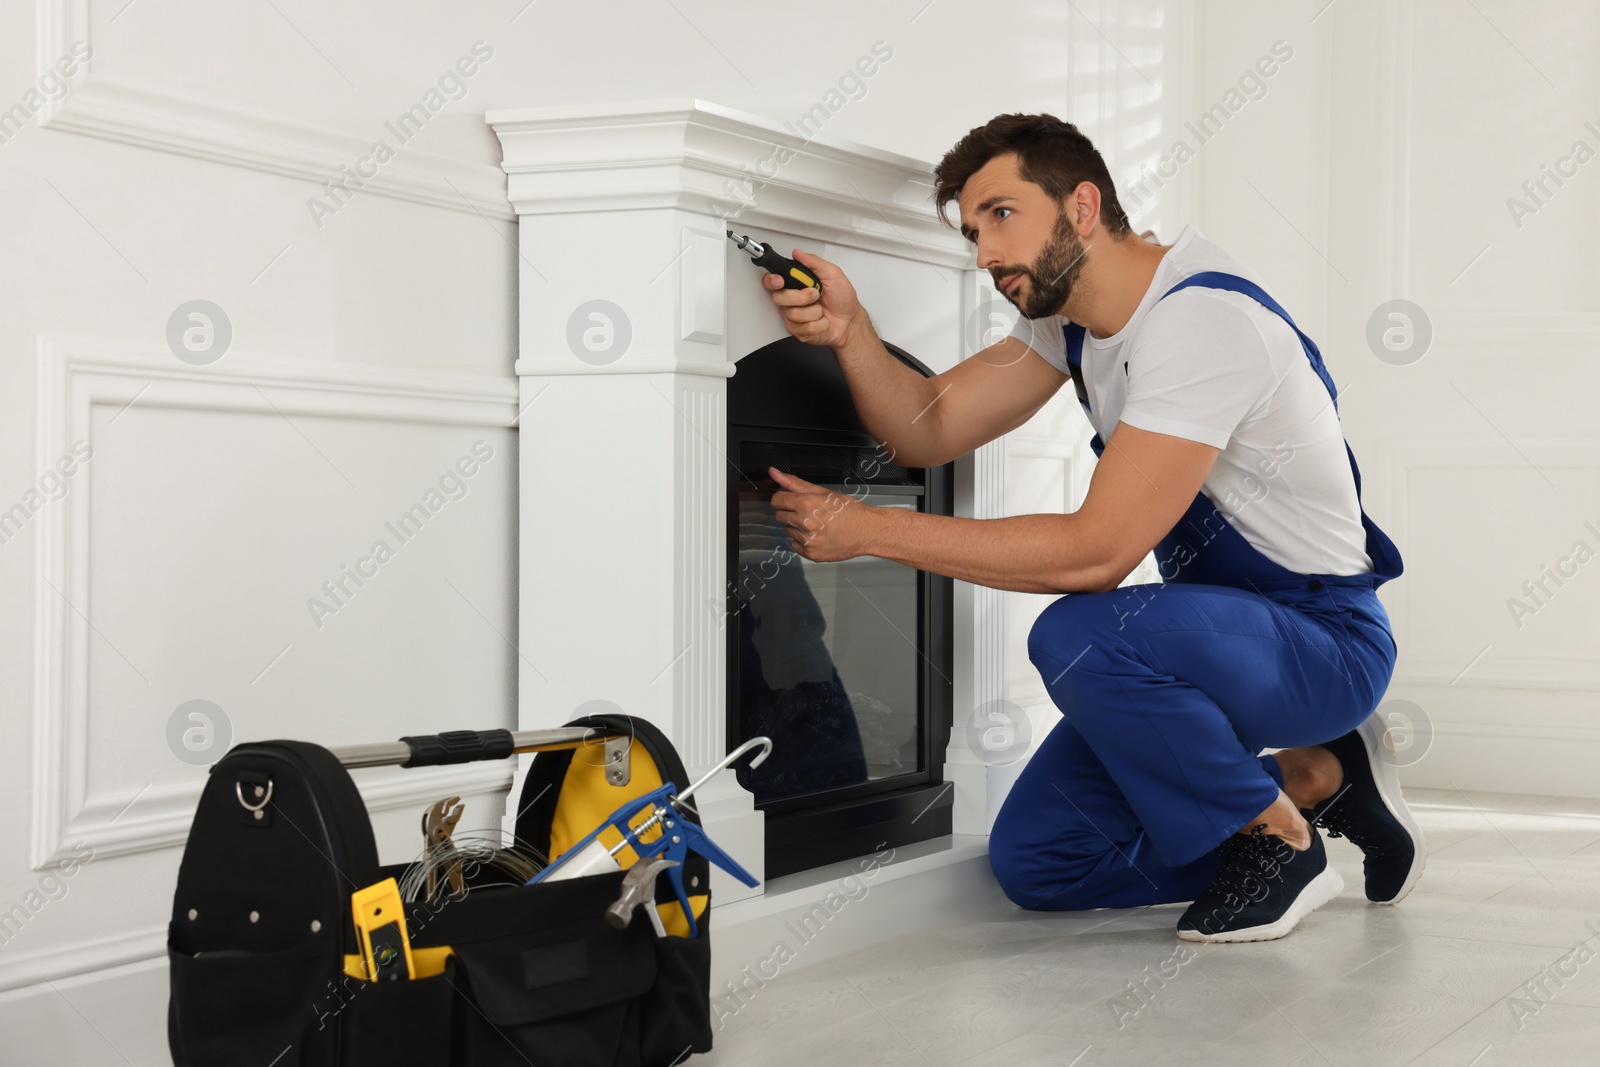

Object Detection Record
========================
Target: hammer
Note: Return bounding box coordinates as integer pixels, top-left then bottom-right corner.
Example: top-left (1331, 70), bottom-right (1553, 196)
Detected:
top-left (605, 856), bottom-right (678, 936)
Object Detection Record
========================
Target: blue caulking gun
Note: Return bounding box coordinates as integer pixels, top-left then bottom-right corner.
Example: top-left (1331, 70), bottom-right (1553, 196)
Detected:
top-left (526, 737), bottom-right (772, 938)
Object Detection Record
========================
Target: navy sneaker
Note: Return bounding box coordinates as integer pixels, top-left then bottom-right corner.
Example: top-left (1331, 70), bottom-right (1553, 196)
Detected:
top-left (1305, 710), bottom-right (1427, 904)
top-left (1176, 821), bottom-right (1344, 943)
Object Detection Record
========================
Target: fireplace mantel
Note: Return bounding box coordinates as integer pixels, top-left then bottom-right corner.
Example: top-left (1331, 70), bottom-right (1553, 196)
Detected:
top-left (488, 97), bottom-right (973, 267)
top-left (486, 99), bottom-right (1011, 922)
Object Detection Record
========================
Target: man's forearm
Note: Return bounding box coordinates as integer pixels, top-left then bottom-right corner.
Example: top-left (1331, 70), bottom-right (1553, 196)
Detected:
top-left (862, 506), bottom-right (1110, 594)
top-left (832, 313), bottom-right (946, 467)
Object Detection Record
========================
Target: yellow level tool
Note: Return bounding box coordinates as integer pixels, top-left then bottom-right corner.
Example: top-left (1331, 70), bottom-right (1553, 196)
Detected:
top-left (347, 877), bottom-right (455, 981)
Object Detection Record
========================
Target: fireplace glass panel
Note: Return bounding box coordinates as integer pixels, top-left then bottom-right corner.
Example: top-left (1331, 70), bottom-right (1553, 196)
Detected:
top-left (727, 336), bottom-right (953, 875)
top-left (733, 481), bottom-right (923, 804)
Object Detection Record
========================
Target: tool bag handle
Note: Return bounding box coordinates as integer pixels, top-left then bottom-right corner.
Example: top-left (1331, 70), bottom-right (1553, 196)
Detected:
top-left (331, 725), bottom-right (626, 769)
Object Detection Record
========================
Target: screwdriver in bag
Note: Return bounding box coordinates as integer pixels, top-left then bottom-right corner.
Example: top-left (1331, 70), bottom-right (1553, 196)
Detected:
top-left (727, 230), bottom-right (821, 291)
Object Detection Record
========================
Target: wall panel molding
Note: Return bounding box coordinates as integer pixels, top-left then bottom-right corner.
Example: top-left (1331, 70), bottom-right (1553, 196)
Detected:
top-left (1389, 0), bottom-right (1415, 299)
top-left (36, 2), bottom-right (510, 219)
top-left (1434, 312), bottom-right (1600, 339)
top-left (30, 334), bottom-right (519, 869)
top-left (1378, 437), bottom-right (1600, 694)
top-left (1394, 719), bottom-right (1600, 801)
top-left (0, 925), bottom-right (165, 995)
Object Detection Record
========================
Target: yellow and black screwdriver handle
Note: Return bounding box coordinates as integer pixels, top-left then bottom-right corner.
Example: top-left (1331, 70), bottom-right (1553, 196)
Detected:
top-left (727, 229), bottom-right (820, 291)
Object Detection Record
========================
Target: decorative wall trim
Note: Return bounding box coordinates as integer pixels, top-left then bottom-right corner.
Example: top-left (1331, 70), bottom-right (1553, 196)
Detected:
top-left (63, 764), bottom-right (517, 869)
top-left (1379, 437), bottom-right (1600, 694)
top-left (943, 270), bottom-right (1012, 834)
top-left (513, 357), bottom-right (737, 379)
top-left (1389, 0), bottom-right (1415, 299)
top-left (1420, 719), bottom-right (1600, 743)
top-left (1434, 312), bottom-right (1600, 338)
top-left (1395, 657), bottom-right (1600, 693)
top-left (1321, 0), bottom-right (1416, 353)
top-left (36, 4), bottom-right (510, 219)
top-left (486, 99), bottom-right (975, 268)
top-left (1390, 721), bottom-right (1600, 801)
top-left (0, 925), bottom-right (166, 995)
top-left (970, 436), bottom-right (1009, 711)
top-left (679, 226), bottom-right (727, 345)
top-left (671, 379), bottom-right (725, 772)
top-left (30, 334), bottom-right (519, 869)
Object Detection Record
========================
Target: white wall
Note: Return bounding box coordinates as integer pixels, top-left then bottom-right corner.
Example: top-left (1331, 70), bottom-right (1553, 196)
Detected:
top-left (1, 0), bottom-right (1595, 1061)
top-left (2, 2), bottom-right (525, 1058)
top-left (0, 1), bottom-right (1187, 1058)
top-left (1191, 0), bottom-right (1600, 798)
top-left (1006, 0), bottom-right (1600, 804)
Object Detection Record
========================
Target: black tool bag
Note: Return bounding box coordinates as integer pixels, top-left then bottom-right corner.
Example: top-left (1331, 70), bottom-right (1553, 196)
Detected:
top-left (167, 714), bottom-right (717, 1066)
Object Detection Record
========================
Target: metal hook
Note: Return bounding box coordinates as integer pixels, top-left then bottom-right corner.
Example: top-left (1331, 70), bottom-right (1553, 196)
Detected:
top-left (236, 779), bottom-right (273, 812)
top-left (673, 736), bottom-right (773, 809)
top-left (610, 736), bottom-right (773, 844)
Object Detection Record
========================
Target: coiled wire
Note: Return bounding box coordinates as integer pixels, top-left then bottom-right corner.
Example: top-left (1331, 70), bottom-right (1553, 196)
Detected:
top-left (398, 829), bottom-right (550, 902)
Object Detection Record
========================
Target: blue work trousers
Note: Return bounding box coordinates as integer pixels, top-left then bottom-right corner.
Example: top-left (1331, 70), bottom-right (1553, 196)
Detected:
top-left (988, 578), bottom-right (1397, 911)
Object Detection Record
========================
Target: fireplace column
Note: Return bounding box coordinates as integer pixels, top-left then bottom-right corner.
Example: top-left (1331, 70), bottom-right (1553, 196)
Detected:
top-left (486, 189), bottom-right (762, 900)
top-left (947, 277), bottom-right (1014, 835)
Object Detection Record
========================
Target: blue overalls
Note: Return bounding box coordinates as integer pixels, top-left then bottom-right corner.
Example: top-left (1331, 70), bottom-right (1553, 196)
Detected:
top-left (987, 272), bottom-right (1404, 911)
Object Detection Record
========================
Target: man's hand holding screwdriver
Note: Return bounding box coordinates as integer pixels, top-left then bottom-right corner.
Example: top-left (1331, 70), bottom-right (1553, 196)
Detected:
top-left (761, 248), bottom-right (869, 349)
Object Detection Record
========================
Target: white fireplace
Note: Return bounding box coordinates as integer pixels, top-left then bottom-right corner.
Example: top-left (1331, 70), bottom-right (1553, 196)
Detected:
top-left (485, 99), bottom-right (1013, 967)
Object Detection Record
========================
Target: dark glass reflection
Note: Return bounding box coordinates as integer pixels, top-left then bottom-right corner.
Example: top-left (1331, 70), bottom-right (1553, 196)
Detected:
top-left (733, 487), bottom-right (922, 804)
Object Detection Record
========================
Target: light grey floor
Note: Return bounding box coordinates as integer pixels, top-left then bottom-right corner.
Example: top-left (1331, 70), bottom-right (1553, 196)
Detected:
top-left (702, 788), bottom-right (1600, 1067)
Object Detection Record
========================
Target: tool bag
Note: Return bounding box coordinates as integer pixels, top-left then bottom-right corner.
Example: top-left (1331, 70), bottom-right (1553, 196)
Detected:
top-left (167, 713), bottom-right (718, 1067)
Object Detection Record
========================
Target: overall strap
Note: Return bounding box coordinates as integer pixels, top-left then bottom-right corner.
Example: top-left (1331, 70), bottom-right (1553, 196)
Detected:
top-left (1060, 321), bottom-right (1102, 455)
top-left (1159, 271), bottom-right (1341, 415)
top-left (1153, 270), bottom-right (1403, 585)
top-left (1062, 270), bottom-right (1401, 588)
top-left (1065, 270), bottom-right (1341, 415)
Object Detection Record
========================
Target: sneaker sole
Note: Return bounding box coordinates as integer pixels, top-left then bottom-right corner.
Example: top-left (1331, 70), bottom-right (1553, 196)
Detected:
top-left (1175, 865), bottom-right (1346, 944)
top-left (1357, 711), bottom-right (1428, 905)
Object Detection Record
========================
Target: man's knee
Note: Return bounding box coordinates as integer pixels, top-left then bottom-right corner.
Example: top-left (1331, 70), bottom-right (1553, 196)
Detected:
top-left (1027, 598), bottom-right (1130, 710)
top-left (989, 849), bottom-right (1101, 912)
top-left (1027, 596), bottom-right (1071, 655)
top-left (1027, 594), bottom-right (1104, 671)
top-left (989, 832), bottom-right (1068, 911)
top-left (1027, 586), bottom-right (1158, 661)
top-left (989, 799), bottom-right (1101, 912)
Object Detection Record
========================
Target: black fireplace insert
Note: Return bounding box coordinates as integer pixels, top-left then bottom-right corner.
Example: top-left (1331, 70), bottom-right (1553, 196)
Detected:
top-left (727, 336), bottom-right (955, 878)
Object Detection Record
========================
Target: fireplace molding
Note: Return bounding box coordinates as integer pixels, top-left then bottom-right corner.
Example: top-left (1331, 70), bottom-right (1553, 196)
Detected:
top-left (488, 97), bottom-right (974, 268)
top-left (486, 99), bottom-right (1011, 917)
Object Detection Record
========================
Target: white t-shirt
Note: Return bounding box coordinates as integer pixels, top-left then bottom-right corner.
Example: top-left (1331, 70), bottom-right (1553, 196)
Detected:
top-left (1008, 223), bottom-right (1373, 576)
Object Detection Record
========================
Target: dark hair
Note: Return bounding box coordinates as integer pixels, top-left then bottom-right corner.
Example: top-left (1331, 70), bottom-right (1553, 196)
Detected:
top-left (933, 113), bottom-right (1132, 237)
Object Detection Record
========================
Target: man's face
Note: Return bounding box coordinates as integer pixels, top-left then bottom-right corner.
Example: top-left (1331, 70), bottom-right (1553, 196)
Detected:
top-left (957, 153), bottom-right (1090, 319)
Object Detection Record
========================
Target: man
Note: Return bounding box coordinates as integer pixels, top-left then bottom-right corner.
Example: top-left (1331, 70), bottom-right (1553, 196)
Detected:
top-left (760, 112), bottom-right (1425, 942)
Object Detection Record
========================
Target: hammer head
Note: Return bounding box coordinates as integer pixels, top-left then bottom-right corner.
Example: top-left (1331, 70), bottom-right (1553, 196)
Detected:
top-left (604, 857), bottom-right (678, 930)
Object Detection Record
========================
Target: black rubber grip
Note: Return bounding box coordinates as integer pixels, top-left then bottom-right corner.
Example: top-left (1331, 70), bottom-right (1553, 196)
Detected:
top-left (398, 729), bottom-right (516, 767)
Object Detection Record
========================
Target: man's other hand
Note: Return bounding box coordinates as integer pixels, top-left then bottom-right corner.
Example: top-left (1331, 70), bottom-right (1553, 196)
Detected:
top-left (769, 466), bottom-right (878, 562)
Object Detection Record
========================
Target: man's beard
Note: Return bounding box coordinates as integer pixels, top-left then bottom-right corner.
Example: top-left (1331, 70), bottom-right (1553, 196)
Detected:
top-left (999, 212), bottom-right (1089, 319)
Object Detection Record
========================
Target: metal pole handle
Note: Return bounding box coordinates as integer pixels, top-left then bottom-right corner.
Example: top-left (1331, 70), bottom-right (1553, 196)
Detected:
top-left (331, 726), bottom-right (626, 769)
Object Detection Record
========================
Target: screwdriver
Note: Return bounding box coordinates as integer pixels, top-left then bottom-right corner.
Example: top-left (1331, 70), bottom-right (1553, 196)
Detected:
top-left (727, 229), bottom-right (821, 291)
